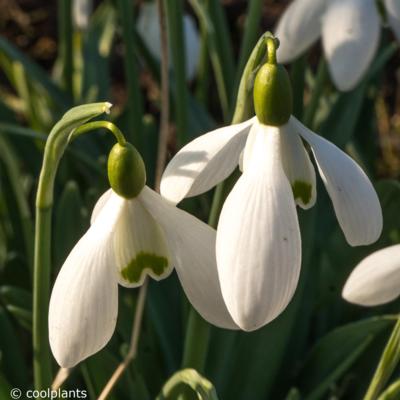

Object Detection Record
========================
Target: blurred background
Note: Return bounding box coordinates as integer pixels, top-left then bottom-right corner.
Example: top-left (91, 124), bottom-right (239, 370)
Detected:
top-left (0, 0), bottom-right (400, 399)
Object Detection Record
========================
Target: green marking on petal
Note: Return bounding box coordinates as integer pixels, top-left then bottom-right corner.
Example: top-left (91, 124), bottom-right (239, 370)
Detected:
top-left (292, 180), bottom-right (312, 205)
top-left (121, 252), bottom-right (169, 283)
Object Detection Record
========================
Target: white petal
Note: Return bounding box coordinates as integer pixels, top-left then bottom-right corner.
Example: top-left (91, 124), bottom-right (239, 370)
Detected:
top-left (140, 187), bottom-right (238, 330)
top-left (385, 0), bottom-right (400, 42)
top-left (90, 189), bottom-right (112, 224)
top-left (160, 118), bottom-right (254, 204)
top-left (292, 117), bottom-right (382, 246)
top-left (321, 0), bottom-right (380, 91)
top-left (280, 122), bottom-right (317, 209)
top-left (113, 198), bottom-right (173, 288)
top-left (217, 124), bottom-right (302, 331)
top-left (342, 244), bottom-right (400, 306)
top-left (49, 194), bottom-right (124, 367)
top-left (275, 0), bottom-right (326, 63)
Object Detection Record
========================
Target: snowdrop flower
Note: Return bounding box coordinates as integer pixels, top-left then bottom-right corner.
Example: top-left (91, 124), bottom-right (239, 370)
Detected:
top-left (49, 141), bottom-right (236, 368)
top-left (137, 0), bottom-right (200, 80)
top-left (160, 37), bottom-right (383, 331)
top-left (275, 0), bottom-right (400, 91)
top-left (343, 244), bottom-right (400, 306)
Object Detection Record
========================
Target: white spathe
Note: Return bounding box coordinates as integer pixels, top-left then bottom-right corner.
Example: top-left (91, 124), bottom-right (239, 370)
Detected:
top-left (342, 244), bottom-right (400, 306)
top-left (137, 1), bottom-right (200, 80)
top-left (275, 0), bottom-right (398, 91)
top-left (49, 186), bottom-right (236, 368)
top-left (161, 116), bottom-right (383, 330)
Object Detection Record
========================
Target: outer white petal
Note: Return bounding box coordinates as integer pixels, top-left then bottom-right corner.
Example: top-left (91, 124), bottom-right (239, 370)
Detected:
top-left (321, 0), bottom-right (380, 91)
top-left (113, 198), bottom-right (172, 288)
top-left (292, 116), bottom-right (382, 246)
top-left (160, 118), bottom-right (254, 204)
top-left (217, 124), bottom-right (302, 331)
top-left (275, 0), bottom-right (327, 63)
top-left (90, 189), bottom-right (112, 224)
top-left (49, 193), bottom-right (124, 368)
top-left (280, 122), bottom-right (317, 209)
top-left (385, 0), bottom-right (400, 42)
top-left (342, 244), bottom-right (400, 306)
top-left (140, 187), bottom-right (238, 330)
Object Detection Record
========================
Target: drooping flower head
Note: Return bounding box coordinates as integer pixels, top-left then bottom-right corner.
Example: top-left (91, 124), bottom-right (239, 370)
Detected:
top-left (161, 36), bottom-right (383, 331)
top-left (343, 244), bottom-right (400, 306)
top-left (49, 140), bottom-right (236, 368)
top-left (275, 0), bottom-right (400, 91)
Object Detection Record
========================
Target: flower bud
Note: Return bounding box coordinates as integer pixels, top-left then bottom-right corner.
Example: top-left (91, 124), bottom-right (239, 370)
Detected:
top-left (107, 142), bottom-right (146, 199)
top-left (253, 38), bottom-right (293, 126)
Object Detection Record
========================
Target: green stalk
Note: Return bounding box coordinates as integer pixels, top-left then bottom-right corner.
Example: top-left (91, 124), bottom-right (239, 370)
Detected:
top-left (164, 0), bottom-right (188, 145)
top-left (116, 0), bottom-right (144, 148)
top-left (303, 59), bottom-right (328, 128)
top-left (58, 0), bottom-right (73, 98)
top-left (33, 207), bottom-right (52, 389)
top-left (234, 0), bottom-right (263, 101)
top-left (33, 103), bottom-right (114, 389)
top-left (364, 316), bottom-right (400, 400)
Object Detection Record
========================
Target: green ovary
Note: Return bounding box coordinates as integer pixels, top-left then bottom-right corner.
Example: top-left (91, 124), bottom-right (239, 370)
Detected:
top-left (121, 252), bottom-right (169, 283)
top-left (292, 180), bottom-right (312, 205)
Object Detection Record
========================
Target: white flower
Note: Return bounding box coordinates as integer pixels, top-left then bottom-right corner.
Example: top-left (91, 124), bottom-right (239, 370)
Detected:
top-left (49, 186), bottom-right (236, 368)
top-left (343, 244), bottom-right (400, 306)
top-left (275, 0), bottom-right (400, 91)
top-left (160, 116), bottom-right (383, 330)
top-left (137, 1), bottom-right (200, 80)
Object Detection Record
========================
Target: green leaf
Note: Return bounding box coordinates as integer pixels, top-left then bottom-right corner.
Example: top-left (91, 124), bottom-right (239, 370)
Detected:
top-left (0, 307), bottom-right (29, 388)
top-left (378, 380), bottom-right (400, 400)
top-left (156, 369), bottom-right (219, 400)
top-left (298, 316), bottom-right (395, 399)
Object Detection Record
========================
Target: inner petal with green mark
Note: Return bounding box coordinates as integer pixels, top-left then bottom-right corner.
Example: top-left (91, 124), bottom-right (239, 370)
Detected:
top-left (292, 180), bottom-right (312, 205)
top-left (114, 197), bottom-right (173, 288)
top-left (121, 252), bottom-right (169, 284)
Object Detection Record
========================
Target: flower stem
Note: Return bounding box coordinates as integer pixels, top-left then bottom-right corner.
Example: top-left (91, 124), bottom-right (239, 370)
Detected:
top-left (364, 316), bottom-right (400, 400)
top-left (71, 120), bottom-right (126, 146)
top-left (303, 59), bottom-right (328, 128)
top-left (182, 309), bottom-right (211, 373)
top-left (33, 206), bottom-right (52, 389)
